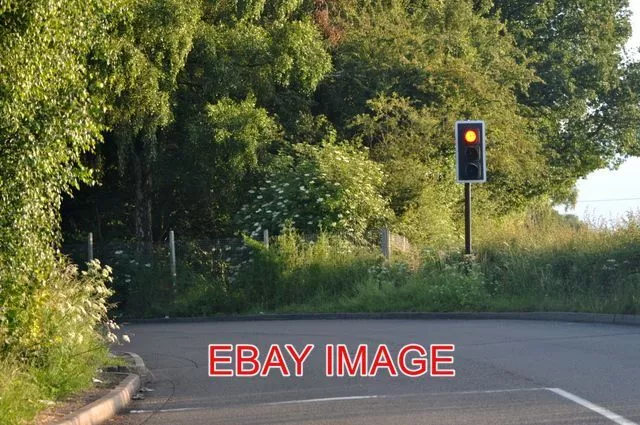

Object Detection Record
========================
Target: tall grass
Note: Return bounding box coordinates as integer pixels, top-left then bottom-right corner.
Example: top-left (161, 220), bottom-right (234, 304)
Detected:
top-left (0, 260), bottom-right (114, 425)
top-left (472, 210), bottom-right (640, 313)
top-left (240, 209), bottom-right (640, 315)
top-left (235, 231), bottom-right (380, 311)
top-left (99, 209), bottom-right (640, 318)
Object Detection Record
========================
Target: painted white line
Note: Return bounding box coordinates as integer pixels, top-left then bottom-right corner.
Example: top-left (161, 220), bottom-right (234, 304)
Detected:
top-left (546, 388), bottom-right (638, 425)
top-left (444, 387), bottom-right (547, 396)
top-left (264, 387), bottom-right (548, 406)
top-left (130, 407), bottom-right (203, 414)
top-left (266, 395), bottom-right (380, 405)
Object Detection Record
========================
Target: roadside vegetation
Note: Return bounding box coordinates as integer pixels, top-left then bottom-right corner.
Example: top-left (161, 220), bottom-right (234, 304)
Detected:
top-left (0, 261), bottom-right (116, 425)
top-left (276, 209), bottom-right (640, 315)
top-left (97, 206), bottom-right (640, 318)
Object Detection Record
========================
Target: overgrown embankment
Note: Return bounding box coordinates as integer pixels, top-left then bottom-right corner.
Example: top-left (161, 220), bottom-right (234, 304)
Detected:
top-left (106, 209), bottom-right (640, 318)
top-left (242, 213), bottom-right (640, 315)
top-left (0, 261), bottom-right (115, 425)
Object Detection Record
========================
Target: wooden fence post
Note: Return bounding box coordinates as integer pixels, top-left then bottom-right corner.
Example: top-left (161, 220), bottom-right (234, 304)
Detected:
top-left (169, 230), bottom-right (177, 291)
top-left (88, 232), bottom-right (94, 262)
top-left (381, 228), bottom-right (391, 260)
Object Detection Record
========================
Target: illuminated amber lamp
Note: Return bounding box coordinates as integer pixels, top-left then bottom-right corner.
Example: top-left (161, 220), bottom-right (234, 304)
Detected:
top-left (464, 129), bottom-right (478, 144)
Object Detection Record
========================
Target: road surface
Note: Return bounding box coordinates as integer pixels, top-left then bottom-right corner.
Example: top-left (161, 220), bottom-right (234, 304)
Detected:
top-left (109, 319), bottom-right (640, 425)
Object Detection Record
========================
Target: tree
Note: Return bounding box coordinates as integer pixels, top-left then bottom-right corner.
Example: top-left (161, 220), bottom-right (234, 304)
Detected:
top-left (161, 0), bottom-right (332, 236)
top-left (163, 96), bottom-right (282, 235)
top-left (321, 0), bottom-right (548, 220)
top-left (0, 0), bottom-right (121, 353)
top-left (105, 0), bottom-right (201, 249)
top-left (491, 0), bottom-right (636, 200)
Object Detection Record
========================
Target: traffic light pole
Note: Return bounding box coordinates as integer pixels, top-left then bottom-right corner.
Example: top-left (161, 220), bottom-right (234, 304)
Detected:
top-left (464, 183), bottom-right (472, 255)
top-left (455, 120), bottom-right (485, 256)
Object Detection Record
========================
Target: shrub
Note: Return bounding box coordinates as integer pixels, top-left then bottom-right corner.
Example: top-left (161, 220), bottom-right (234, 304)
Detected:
top-left (235, 229), bottom-right (380, 309)
top-left (237, 143), bottom-right (392, 242)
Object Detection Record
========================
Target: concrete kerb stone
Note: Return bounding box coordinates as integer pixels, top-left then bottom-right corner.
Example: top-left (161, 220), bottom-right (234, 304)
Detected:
top-left (121, 311), bottom-right (640, 326)
top-left (53, 352), bottom-right (146, 425)
top-left (122, 351), bottom-right (149, 377)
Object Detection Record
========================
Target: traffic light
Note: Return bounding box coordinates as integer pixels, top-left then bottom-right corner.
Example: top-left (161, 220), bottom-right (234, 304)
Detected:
top-left (455, 120), bottom-right (486, 183)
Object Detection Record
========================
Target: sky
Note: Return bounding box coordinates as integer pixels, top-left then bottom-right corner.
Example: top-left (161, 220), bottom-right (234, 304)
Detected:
top-left (561, 1), bottom-right (640, 223)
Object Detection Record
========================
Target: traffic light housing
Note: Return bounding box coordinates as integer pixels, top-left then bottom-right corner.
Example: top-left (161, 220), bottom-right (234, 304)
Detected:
top-left (455, 121), bottom-right (486, 183)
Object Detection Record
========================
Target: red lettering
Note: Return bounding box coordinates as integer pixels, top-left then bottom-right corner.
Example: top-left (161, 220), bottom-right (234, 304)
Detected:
top-left (260, 344), bottom-right (291, 377)
top-left (336, 344), bottom-right (368, 377)
top-left (397, 344), bottom-right (428, 377)
top-left (236, 344), bottom-right (260, 377)
top-left (430, 344), bottom-right (455, 377)
top-left (209, 344), bottom-right (234, 376)
top-left (368, 344), bottom-right (398, 377)
top-left (285, 344), bottom-right (314, 377)
top-left (326, 344), bottom-right (334, 376)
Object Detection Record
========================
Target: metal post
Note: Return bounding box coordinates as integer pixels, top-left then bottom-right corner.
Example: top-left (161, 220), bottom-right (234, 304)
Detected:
top-left (88, 232), bottom-right (94, 262)
top-left (464, 183), bottom-right (472, 255)
top-left (263, 229), bottom-right (269, 249)
top-left (169, 230), bottom-right (176, 289)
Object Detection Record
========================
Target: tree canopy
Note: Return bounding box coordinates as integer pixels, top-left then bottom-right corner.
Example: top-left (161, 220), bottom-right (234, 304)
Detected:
top-left (1, 0), bottom-right (636, 253)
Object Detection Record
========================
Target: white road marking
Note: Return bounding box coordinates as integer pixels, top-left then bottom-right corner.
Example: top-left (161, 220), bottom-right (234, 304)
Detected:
top-left (264, 387), bottom-right (548, 406)
top-left (128, 386), bottom-right (639, 425)
top-left (130, 407), bottom-right (203, 414)
top-left (546, 387), bottom-right (638, 425)
top-left (265, 395), bottom-right (380, 405)
top-left (444, 387), bottom-right (547, 395)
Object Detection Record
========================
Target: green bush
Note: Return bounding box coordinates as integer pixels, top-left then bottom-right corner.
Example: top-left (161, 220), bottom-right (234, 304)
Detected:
top-left (235, 229), bottom-right (380, 310)
top-left (237, 143), bottom-right (392, 242)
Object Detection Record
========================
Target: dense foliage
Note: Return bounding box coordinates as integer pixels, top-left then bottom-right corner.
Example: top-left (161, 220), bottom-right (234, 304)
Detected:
top-left (238, 143), bottom-right (390, 240)
top-left (59, 0), bottom-right (639, 245)
top-left (0, 0), bottom-right (119, 355)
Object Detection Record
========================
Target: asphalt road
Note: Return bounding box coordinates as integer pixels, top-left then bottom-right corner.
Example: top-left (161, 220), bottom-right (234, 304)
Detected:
top-left (109, 319), bottom-right (640, 425)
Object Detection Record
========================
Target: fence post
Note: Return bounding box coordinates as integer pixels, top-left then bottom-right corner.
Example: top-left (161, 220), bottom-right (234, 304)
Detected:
top-left (381, 228), bottom-right (391, 260)
top-left (87, 232), bottom-right (94, 263)
top-left (169, 230), bottom-right (177, 291)
top-left (263, 229), bottom-right (269, 249)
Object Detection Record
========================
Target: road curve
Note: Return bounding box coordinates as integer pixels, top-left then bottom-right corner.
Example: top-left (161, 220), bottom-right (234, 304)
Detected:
top-left (109, 319), bottom-right (640, 425)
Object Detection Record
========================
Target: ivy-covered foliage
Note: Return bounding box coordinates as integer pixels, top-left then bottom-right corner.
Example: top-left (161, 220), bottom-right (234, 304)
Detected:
top-left (0, 1), bottom-right (129, 422)
top-left (0, 0), bottom-right (121, 351)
